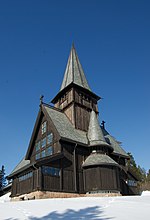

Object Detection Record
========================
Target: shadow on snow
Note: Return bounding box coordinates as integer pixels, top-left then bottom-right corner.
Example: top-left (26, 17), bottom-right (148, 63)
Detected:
top-left (5, 206), bottom-right (114, 220)
top-left (31, 206), bottom-right (114, 220)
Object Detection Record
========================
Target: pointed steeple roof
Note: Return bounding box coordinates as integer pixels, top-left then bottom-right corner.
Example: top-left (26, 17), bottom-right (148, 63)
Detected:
top-left (60, 44), bottom-right (91, 92)
top-left (87, 110), bottom-right (111, 148)
top-left (51, 44), bottom-right (100, 104)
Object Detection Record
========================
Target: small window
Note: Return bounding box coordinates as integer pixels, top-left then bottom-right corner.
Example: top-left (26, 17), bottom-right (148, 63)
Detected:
top-left (41, 150), bottom-right (46, 158)
top-left (42, 121), bottom-right (47, 134)
top-left (35, 141), bottom-right (40, 152)
top-left (41, 137), bottom-right (46, 148)
top-left (36, 153), bottom-right (40, 160)
top-left (127, 180), bottom-right (137, 187)
top-left (42, 166), bottom-right (60, 176)
top-left (46, 146), bottom-right (53, 156)
top-left (47, 133), bottom-right (53, 145)
top-left (19, 172), bottom-right (33, 182)
top-left (53, 168), bottom-right (60, 176)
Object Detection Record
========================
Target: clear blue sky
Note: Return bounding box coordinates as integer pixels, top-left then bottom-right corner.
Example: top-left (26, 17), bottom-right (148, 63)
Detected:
top-left (0, 0), bottom-right (150, 175)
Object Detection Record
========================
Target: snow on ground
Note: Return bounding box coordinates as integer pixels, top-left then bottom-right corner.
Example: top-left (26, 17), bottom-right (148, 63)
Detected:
top-left (0, 192), bottom-right (11, 202)
top-left (0, 193), bottom-right (150, 220)
top-left (141, 190), bottom-right (150, 196)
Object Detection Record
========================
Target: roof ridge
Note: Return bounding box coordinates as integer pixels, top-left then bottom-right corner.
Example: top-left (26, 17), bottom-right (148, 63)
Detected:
top-left (42, 103), bottom-right (63, 113)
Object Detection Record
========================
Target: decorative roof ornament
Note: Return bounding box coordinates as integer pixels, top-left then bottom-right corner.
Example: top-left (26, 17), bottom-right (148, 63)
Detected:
top-left (101, 120), bottom-right (106, 129)
top-left (40, 95), bottom-right (44, 106)
top-left (60, 44), bottom-right (91, 92)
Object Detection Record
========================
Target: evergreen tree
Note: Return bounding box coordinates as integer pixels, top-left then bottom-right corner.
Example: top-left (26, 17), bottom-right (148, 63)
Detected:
top-left (127, 152), bottom-right (145, 182)
top-left (127, 152), bottom-right (150, 191)
top-left (127, 152), bottom-right (137, 167)
top-left (138, 166), bottom-right (147, 182)
top-left (147, 169), bottom-right (150, 182)
top-left (0, 169), bottom-right (2, 189)
top-left (0, 165), bottom-right (7, 189)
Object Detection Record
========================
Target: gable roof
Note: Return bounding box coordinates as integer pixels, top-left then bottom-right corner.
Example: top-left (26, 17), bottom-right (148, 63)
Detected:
top-left (60, 44), bottom-right (91, 92)
top-left (43, 104), bottom-right (88, 145)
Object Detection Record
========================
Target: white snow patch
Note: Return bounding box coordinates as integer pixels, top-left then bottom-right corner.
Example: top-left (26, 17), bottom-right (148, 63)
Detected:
top-left (0, 192), bottom-right (11, 202)
top-left (141, 190), bottom-right (150, 196)
top-left (0, 195), bottom-right (150, 219)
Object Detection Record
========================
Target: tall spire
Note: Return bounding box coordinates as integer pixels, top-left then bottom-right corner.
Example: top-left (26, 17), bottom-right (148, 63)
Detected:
top-left (60, 44), bottom-right (91, 92)
top-left (87, 110), bottom-right (111, 147)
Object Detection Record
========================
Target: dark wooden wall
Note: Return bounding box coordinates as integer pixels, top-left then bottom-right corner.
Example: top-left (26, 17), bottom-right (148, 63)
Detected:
top-left (30, 113), bottom-right (61, 164)
top-left (62, 142), bottom-right (89, 193)
top-left (42, 175), bottom-right (60, 191)
top-left (83, 166), bottom-right (120, 192)
top-left (54, 87), bottom-right (99, 132)
top-left (11, 170), bottom-right (36, 197)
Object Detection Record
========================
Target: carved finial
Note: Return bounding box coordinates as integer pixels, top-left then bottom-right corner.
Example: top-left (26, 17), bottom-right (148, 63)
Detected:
top-left (101, 120), bottom-right (106, 129)
top-left (40, 95), bottom-right (44, 106)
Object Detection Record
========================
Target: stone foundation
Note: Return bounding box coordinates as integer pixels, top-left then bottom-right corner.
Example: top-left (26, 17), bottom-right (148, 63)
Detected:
top-left (11, 191), bottom-right (84, 201)
top-left (11, 190), bottom-right (121, 201)
top-left (86, 192), bottom-right (121, 197)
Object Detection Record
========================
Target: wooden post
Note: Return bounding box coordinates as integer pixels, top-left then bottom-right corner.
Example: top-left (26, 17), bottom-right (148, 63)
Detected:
top-left (73, 144), bottom-right (77, 192)
top-left (38, 167), bottom-right (42, 190)
top-left (60, 159), bottom-right (63, 191)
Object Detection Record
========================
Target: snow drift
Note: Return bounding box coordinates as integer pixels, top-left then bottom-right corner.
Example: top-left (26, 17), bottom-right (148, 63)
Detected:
top-left (0, 192), bottom-right (150, 219)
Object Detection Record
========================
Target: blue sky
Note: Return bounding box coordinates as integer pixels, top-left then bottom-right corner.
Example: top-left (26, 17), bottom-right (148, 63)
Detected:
top-left (0, 0), bottom-right (150, 175)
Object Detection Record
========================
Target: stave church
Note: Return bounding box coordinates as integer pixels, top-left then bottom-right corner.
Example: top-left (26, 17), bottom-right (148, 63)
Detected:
top-left (8, 45), bottom-right (139, 200)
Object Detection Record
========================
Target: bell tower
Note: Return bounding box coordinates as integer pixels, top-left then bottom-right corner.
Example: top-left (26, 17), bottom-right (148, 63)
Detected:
top-left (51, 44), bottom-right (100, 131)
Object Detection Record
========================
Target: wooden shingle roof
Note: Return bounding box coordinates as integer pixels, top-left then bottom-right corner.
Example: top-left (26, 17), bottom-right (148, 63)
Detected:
top-left (82, 153), bottom-right (119, 168)
top-left (87, 110), bottom-right (112, 149)
top-left (8, 157), bottom-right (30, 178)
top-left (60, 44), bottom-right (91, 92)
top-left (44, 105), bottom-right (88, 145)
top-left (102, 127), bottom-right (129, 158)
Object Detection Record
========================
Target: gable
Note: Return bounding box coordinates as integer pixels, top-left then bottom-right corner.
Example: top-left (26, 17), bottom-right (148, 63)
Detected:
top-left (25, 107), bottom-right (60, 161)
top-left (25, 104), bottom-right (88, 162)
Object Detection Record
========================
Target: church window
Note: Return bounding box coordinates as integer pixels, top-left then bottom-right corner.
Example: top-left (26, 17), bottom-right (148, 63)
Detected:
top-left (41, 137), bottom-right (46, 148)
top-left (46, 146), bottom-right (53, 156)
top-left (36, 153), bottom-right (40, 160)
top-left (35, 141), bottom-right (40, 152)
top-left (41, 150), bottom-right (46, 158)
top-left (19, 171), bottom-right (33, 182)
top-left (35, 133), bottom-right (54, 160)
top-left (42, 166), bottom-right (60, 176)
top-left (42, 121), bottom-right (47, 134)
top-left (47, 133), bottom-right (53, 145)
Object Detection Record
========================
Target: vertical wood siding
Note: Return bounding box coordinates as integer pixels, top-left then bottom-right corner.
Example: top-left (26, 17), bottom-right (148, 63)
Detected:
top-left (42, 175), bottom-right (60, 191)
top-left (84, 166), bottom-right (120, 192)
